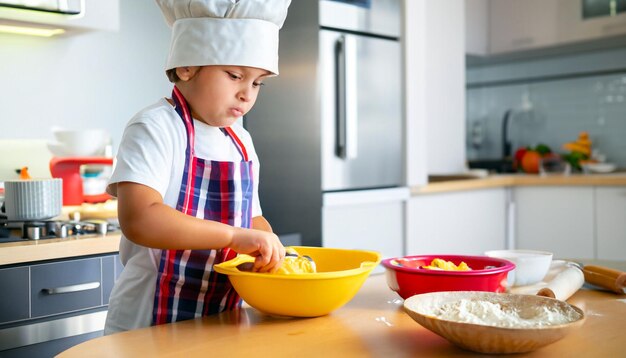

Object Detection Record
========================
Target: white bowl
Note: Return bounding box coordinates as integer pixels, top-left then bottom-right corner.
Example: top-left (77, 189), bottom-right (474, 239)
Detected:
top-left (484, 250), bottom-right (553, 287)
top-left (47, 141), bottom-right (71, 157)
top-left (3, 179), bottom-right (63, 220)
top-left (52, 128), bottom-right (109, 157)
top-left (585, 163), bottom-right (617, 173)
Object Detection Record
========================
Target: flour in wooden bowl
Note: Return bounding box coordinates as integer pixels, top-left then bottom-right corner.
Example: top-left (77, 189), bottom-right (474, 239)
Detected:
top-left (435, 298), bottom-right (579, 328)
top-left (404, 291), bottom-right (586, 354)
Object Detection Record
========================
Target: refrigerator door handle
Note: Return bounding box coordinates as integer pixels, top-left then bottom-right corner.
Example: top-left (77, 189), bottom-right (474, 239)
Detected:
top-left (334, 34), bottom-right (358, 160)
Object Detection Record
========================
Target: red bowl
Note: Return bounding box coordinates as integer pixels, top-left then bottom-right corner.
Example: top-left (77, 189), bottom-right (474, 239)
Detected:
top-left (381, 255), bottom-right (515, 299)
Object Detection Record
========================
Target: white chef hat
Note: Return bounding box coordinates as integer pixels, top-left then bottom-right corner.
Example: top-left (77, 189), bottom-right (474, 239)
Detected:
top-left (156, 0), bottom-right (292, 75)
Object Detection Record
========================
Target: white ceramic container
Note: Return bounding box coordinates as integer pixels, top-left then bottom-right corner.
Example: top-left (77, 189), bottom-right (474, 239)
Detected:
top-left (3, 179), bottom-right (63, 220)
top-left (484, 249), bottom-right (553, 287)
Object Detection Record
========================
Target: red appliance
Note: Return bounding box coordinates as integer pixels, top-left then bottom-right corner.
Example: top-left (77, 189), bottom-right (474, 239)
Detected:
top-left (50, 157), bottom-right (113, 205)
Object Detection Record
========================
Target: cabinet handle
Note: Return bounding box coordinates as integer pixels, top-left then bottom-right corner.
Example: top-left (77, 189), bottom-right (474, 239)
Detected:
top-left (511, 37), bottom-right (533, 47)
top-left (42, 282), bottom-right (100, 295)
top-left (602, 23), bottom-right (626, 34)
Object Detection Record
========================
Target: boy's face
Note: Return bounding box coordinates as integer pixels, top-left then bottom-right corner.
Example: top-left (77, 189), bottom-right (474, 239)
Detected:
top-left (176, 65), bottom-right (271, 127)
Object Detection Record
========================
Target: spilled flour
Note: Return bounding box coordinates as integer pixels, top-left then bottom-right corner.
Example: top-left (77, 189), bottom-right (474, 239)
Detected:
top-left (435, 299), bottom-right (580, 328)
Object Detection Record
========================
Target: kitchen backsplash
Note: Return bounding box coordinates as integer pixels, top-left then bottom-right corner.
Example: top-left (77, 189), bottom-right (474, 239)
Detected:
top-left (466, 47), bottom-right (626, 168)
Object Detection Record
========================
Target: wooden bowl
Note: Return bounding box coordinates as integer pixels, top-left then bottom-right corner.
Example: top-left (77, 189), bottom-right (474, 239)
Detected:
top-left (404, 291), bottom-right (585, 354)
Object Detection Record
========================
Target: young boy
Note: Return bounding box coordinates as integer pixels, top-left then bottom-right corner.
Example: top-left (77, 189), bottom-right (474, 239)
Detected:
top-left (104, 0), bottom-right (292, 334)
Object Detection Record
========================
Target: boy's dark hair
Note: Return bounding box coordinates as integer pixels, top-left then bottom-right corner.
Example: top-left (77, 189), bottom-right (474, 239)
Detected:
top-left (166, 68), bottom-right (180, 83)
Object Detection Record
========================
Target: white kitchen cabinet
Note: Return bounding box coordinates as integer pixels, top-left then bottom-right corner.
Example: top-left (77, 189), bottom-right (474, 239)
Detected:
top-left (595, 187), bottom-right (626, 261)
top-left (471, 0), bottom-right (626, 57)
top-left (322, 188), bottom-right (408, 271)
top-left (558, 0), bottom-right (626, 45)
top-left (514, 187), bottom-right (594, 259)
top-left (406, 188), bottom-right (507, 256)
top-left (488, 0), bottom-right (561, 54)
top-left (0, 0), bottom-right (119, 33)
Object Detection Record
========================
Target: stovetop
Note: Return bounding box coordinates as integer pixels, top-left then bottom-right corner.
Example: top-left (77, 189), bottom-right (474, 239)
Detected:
top-left (0, 219), bottom-right (119, 244)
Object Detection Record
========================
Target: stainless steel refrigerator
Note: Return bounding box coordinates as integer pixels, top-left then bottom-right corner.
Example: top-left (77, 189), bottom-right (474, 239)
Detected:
top-left (246, 0), bottom-right (406, 255)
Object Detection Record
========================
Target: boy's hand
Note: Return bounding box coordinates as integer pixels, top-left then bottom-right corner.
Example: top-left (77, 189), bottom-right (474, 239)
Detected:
top-left (230, 228), bottom-right (285, 273)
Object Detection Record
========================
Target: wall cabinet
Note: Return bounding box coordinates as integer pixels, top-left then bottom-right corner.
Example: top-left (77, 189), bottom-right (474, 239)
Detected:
top-left (406, 188), bottom-right (507, 255)
top-left (489, 0), bottom-right (561, 54)
top-left (466, 0), bottom-right (626, 56)
top-left (558, 0), bottom-right (626, 45)
top-left (0, 0), bottom-right (119, 33)
top-left (595, 187), bottom-right (626, 261)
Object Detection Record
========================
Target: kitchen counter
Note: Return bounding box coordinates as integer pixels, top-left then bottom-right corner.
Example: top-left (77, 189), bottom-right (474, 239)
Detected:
top-left (58, 273), bottom-right (625, 357)
top-left (413, 172), bottom-right (626, 195)
top-left (0, 233), bottom-right (121, 266)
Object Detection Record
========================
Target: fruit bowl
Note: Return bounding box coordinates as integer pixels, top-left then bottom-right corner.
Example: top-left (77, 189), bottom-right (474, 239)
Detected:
top-left (381, 255), bottom-right (515, 299)
top-left (214, 246), bottom-right (380, 317)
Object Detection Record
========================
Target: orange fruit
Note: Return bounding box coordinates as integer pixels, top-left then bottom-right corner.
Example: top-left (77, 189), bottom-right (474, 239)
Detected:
top-left (521, 151), bottom-right (541, 174)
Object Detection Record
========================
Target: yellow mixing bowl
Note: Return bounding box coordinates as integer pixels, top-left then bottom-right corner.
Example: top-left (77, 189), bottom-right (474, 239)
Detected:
top-left (214, 246), bottom-right (381, 317)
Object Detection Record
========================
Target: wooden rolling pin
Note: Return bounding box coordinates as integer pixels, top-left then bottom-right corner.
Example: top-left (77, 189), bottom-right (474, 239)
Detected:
top-left (581, 265), bottom-right (626, 294)
top-left (537, 265), bottom-right (585, 300)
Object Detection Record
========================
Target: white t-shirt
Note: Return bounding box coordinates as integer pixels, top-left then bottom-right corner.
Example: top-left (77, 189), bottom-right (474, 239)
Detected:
top-left (104, 98), bottom-right (262, 334)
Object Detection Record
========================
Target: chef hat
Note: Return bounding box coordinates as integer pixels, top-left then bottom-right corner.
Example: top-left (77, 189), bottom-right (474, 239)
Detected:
top-left (156, 0), bottom-right (292, 75)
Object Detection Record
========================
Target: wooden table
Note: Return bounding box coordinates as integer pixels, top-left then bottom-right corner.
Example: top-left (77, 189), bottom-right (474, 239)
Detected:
top-left (59, 274), bottom-right (626, 357)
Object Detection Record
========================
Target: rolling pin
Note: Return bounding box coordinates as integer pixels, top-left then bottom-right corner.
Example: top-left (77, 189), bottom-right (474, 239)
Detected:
top-left (581, 265), bottom-right (626, 294)
top-left (537, 265), bottom-right (585, 301)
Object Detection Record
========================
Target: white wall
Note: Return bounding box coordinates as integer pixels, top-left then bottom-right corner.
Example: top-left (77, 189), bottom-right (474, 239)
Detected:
top-left (0, 0), bottom-right (171, 151)
top-left (404, 0), bottom-right (467, 183)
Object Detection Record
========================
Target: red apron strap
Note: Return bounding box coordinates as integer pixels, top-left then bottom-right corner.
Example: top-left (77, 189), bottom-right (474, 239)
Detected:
top-left (223, 127), bottom-right (249, 162)
top-left (171, 86), bottom-right (197, 215)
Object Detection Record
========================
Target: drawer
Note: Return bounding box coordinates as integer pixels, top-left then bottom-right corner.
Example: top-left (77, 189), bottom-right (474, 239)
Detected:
top-left (30, 258), bottom-right (102, 318)
top-left (0, 267), bottom-right (29, 323)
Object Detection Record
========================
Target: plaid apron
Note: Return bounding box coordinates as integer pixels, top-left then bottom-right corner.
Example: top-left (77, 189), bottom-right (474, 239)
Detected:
top-left (152, 86), bottom-right (253, 325)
